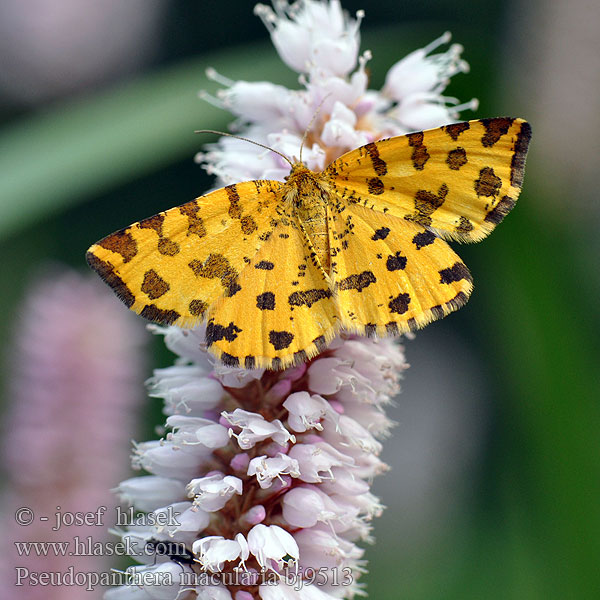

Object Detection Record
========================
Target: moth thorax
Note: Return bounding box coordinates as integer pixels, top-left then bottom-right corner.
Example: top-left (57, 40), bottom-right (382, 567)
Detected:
top-left (284, 164), bottom-right (331, 272)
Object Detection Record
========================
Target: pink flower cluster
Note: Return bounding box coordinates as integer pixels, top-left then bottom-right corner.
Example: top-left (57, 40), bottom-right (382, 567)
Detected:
top-left (0, 268), bottom-right (146, 600)
top-left (108, 327), bottom-right (406, 599)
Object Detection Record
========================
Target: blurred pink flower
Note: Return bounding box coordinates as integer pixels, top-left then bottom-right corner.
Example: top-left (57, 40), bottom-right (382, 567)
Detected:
top-left (0, 0), bottom-right (166, 104)
top-left (0, 267), bottom-right (147, 598)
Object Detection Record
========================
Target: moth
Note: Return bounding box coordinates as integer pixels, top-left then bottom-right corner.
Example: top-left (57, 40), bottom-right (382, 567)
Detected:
top-left (87, 117), bottom-right (531, 370)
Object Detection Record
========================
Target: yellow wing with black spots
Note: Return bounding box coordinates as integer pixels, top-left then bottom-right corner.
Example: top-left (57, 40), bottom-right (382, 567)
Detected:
top-left (86, 180), bottom-right (281, 328)
top-left (87, 117), bottom-right (531, 370)
top-left (205, 218), bottom-right (340, 370)
top-left (326, 118), bottom-right (531, 242)
top-left (329, 202), bottom-right (472, 336)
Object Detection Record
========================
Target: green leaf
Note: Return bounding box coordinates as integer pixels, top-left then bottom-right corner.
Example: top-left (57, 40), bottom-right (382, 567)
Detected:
top-left (0, 41), bottom-right (295, 238)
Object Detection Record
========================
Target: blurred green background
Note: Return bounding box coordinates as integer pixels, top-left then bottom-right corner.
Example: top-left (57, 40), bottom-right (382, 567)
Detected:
top-left (0, 0), bottom-right (598, 598)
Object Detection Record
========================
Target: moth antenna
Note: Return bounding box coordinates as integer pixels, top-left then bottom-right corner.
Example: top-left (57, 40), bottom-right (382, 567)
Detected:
top-left (195, 129), bottom-right (293, 167)
top-left (299, 94), bottom-right (331, 165)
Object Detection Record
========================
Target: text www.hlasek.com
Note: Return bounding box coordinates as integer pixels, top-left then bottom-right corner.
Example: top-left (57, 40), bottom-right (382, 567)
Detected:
top-left (14, 535), bottom-right (146, 558)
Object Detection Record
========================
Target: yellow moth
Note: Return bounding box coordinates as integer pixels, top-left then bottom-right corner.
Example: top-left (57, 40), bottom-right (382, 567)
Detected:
top-left (87, 117), bottom-right (531, 370)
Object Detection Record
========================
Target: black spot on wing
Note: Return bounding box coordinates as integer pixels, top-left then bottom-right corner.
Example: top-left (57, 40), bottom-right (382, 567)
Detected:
top-left (364, 142), bottom-right (388, 176)
top-left (226, 282), bottom-right (242, 297)
top-left (205, 321), bottom-right (242, 346)
top-left (406, 132), bottom-right (430, 170)
top-left (364, 323), bottom-right (377, 337)
top-left (139, 215), bottom-right (180, 256)
top-left (294, 350), bottom-right (308, 364)
top-left (474, 167), bottom-right (502, 198)
top-left (386, 252), bottom-right (407, 271)
top-left (337, 271), bottom-right (376, 292)
top-left (269, 330), bottom-right (294, 350)
top-left (141, 269), bottom-right (169, 300)
top-left (288, 289), bottom-right (332, 308)
top-left (446, 147), bottom-right (467, 170)
top-left (312, 335), bottom-right (327, 353)
top-left (412, 230), bottom-right (436, 250)
top-left (456, 216), bottom-right (474, 234)
top-left (511, 121), bottom-right (532, 187)
top-left (158, 238), bottom-right (180, 256)
top-left (241, 215), bottom-right (258, 234)
top-left (371, 227), bottom-right (390, 241)
top-left (221, 352), bottom-right (240, 367)
top-left (439, 262), bottom-right (472, 284)
top-left (179, 201), bottom-right (207, 238)
top-left (431, 305), bottom-right (444, 319)
top-left (225, 184), bottom-right (242, 218)
top-left (443, 121), bottom-right (470, 141)
top-left (189, 299), bottom-right (208, 316)
top-left (484, 195), bottom-right (516, 225)
top-left (256, 292), bottom-right (275, 310)
top-left (255, 261), bottom-right (274, 270)
top-left (98, 229), bottom-right (138, 263)
top-left (367, 177), bottom-right (384, 195)
top-left (189, 254), bottom-right (240, 297)
top-left (385, 322), bottom-right (399, 335)
top-left (406, 184), bottom-right (448, 227)
top-left (389, 293), bottom-right (411, 315)
top-left (140, 305), bottom-right (180, 325)
top-left (480, 117), bottom-right (514, 147)
top-left (139, 214), bottom-right (164, 233)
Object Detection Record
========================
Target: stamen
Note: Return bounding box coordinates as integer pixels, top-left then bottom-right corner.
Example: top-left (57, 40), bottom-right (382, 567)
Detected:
top-left (452, 98), bottom-right (479, 113)
top-left (422, 30), bottom-right (453, 55)
top-left (197, 90), bottom-right (223, 109)
top-left (205, 67), bottom-right (235, 87)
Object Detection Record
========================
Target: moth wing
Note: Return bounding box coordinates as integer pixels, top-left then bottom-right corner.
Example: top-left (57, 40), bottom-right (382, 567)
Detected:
top-left (328, 201), bottom-right (473, 335)
top-left (326, 117), bottom-right (531, 242)
top-left (86, 181), bottom-right (281, 328)
top-left (206, 218), bottom-right (340, 370)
